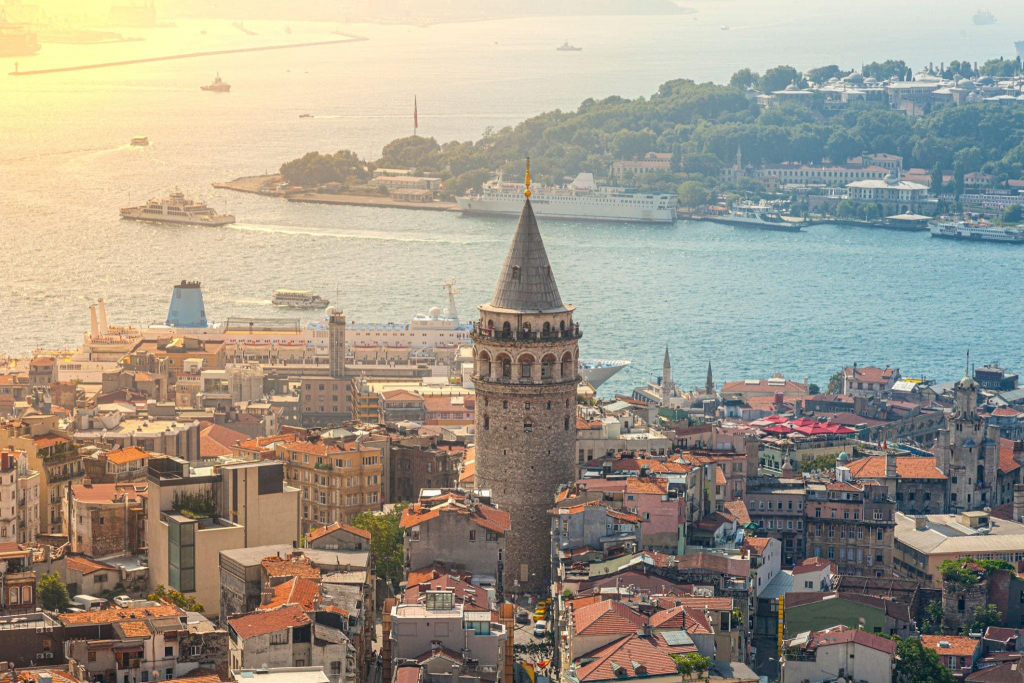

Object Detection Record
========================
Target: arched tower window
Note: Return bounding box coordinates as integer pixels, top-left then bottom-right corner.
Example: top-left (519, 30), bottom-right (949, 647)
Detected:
top-left (541, 354), bottom-right (556, 379)
top-left (519, 354), bottom-right (535, 379)
top-left (478, 351), bottom-right (491, 378)
top-left (561, 352), bottom-right (573, 379)
top-left (502, 321), bottom-right (511, 339)
top-left (523, 322), bottom-right (531, 336)
top-left (524, 421), bottom-right (533, 433)
top-left (497, 354), bottom-right (512, 379)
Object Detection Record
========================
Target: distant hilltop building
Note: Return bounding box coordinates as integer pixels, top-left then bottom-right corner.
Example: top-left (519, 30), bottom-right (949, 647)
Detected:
top-left (609, 151), bottom-right (673, 178)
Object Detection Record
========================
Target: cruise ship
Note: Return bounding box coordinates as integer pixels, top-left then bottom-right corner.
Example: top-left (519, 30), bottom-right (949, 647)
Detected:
top-left (456, 172), bottom-right (678, 223)
top-left (120, 189), bottom-right (235, 226)
top-left (272, 289), bottom-right (330, 309)
top-left (929, 219), bottom-right (1024, 243)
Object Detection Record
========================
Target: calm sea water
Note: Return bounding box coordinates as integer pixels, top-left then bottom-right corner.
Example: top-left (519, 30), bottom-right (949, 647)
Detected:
top-left (3, 0), bottom-right (1024, 396)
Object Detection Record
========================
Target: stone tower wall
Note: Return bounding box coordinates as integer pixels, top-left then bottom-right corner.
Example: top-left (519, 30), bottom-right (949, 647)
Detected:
top-left (473, 333), bottom-right (578, 593)
top-left (329, 312), bottom-right (346, 379)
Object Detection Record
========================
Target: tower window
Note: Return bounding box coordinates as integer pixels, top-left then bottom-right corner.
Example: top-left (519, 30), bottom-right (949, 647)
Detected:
top-left (565, 417), bottom-right (570, 430)
top-left (524, 421), bottom-right (533, 433)
top-left (525, 402), bottom-right (531, 411)
top-left (512, 266), bottom-right (520, 280)
top-left (484, 415), bottom-right (489, 430)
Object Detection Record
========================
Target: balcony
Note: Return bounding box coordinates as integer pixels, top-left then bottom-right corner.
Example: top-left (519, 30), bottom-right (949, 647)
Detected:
top-left (472, 322), bottom-right (582, 343)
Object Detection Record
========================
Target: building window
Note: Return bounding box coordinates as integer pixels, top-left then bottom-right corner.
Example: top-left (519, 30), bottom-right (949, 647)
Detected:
top-left (168, 517), bottom-right (196, 593)
top-left (469, 530), bottom-right (476, 542)
top-left (524, 421), bottom-right (533, 433)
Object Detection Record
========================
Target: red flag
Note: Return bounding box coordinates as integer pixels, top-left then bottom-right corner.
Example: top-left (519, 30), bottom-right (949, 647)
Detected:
top-left (414, 96), bottom-right (418, 131)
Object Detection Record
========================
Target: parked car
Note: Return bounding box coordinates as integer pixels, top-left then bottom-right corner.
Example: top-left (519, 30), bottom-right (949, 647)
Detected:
top-left (516, 610), bottom-right (531, 625)
top-left (533, 621), bottom-right (547, 637)
top-left (113, 595), bottom-right (133, 608)
top-left (72, 594), bottom-right (108, 611)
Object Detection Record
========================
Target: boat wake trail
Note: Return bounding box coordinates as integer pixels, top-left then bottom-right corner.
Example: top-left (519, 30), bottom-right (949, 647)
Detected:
top-left (230, 222), bottom-right (496, 245)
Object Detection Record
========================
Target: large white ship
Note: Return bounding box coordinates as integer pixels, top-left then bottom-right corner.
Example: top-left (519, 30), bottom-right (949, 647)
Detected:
top-left (120, 189), bottom-right (235, 226)
top-left (929, 219), bottom-right (1024, 243)
top-left (456, 172), bottom-right (677, 223)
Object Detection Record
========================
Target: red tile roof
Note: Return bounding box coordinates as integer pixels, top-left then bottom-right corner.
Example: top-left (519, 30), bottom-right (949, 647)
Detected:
top-left (33, 434), bottom-right (69, 449)
top-left (624, 477), bottom-right (668, 495)
top-left (806, 625), bottom-right (896, 655)
top-left (400, 493), bottom-right (511, 534)
top-left (999, 439), bottom-right (1021, 474)
top-left (261, 554), bottom-right (321, 580)
top-left (742, 536), bottom-right (771, 554)
top-left (921, 635), bottom-right (981, 657)
top-left (59, 604), bottom-right (182, 625)
top-left (105, 446), bottom-right (151, 465)
top-left (305, 520), bottom-right (372, 542)
top-left (675, 552), bottom-right (749, 577)
top-left (575, 634), bottom-right (689, 682)
top-left (71, 482), bottom-right (146, 504)
top-left (67, 556), bottom-right (117, 576)
top-left (230, 604), bottom-right (310, 639)
top-left (261, 576), bottom-right (321, 611)
top-left (723, 500), bottom-right (751, 525)
top-left (792, 557), bottom-right (835, 575)
top-left (237, 433), bottom-right (298, 451)
top-left (847, 455), bottom-right (946, 480)
top-left (573, 599), bottom-right (646, 636)
top-left (163, 669), bottom-right (223, 683)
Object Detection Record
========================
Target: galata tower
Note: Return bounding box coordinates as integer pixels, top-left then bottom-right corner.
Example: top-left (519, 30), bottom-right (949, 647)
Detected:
top-left (473, 161), bottom-right (580, 593)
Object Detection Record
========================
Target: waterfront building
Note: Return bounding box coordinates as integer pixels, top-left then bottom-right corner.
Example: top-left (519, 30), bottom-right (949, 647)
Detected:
top-left (841, 365), bottom-right (899, 398)
top-left (147, 455), bottom-right (300, 615)
top-left (845, 173), bottom-right (931, 213)
top-left (471, 169), bottom-right (580, 591)
top-left (273, 433), bottom-right (384, 532)
top-left (754, 162), bottom-right (889, 188)
top-left (370, 174), bottom-right (442, 193)
top-left (609, 151), bottom-right (673, 178)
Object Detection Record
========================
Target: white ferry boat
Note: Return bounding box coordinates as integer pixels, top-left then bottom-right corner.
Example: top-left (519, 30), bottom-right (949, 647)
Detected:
top-left (704, 201), bottom-right (803, 232)
top-left (120, 189), bottom-right (235, 226)
top-left (929, 219), bottom-right (1024, 243)
top-left (579, 360), bottom-right (631, 389)
top-left (272, 289), bottom-right (330, 309)
top-left (456, 172), bottom-right (677, 223)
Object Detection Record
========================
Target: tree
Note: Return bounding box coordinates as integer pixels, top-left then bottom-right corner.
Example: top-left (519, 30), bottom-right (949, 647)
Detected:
top-left (677, 181), bottom-right (710, 209)
top-left (1003, 204), bottom-right (1023, 224)
top-left (805, 64), bottom-right (849, 84)
top-left (826, 371), bottom-right (843, 394)
top-left (966, 604), bottom-right (1002, 635)
top-left (863, 59), bottom-right (910, 81)
top-left (612, 129), bottom-right (657, 160)
top-left (921, 599), bottom-right (943, 635)
top-left (894, 637), bottom-right (955, 683)
top-left (149, 584), bottom-right (203, 613)
top-left (953, 161), bottom-right (965, 198)
top-left (380, 136), bottom-right (441, 170)
top-left (729, 68), bottom-right (760, 90)
top-left (760, 65), bottom-right (802, 93)
top-left (352, 503), bottom-right (408, 590)
top-left (930, 163), bottom-right (944, 195)
top-left (39, 572), bottom-right (70, 611)
top-left (672, 653), bottom-right (711, 681)
top-left (681, 152), bottom-right (722, 178)
top-left (807, 383), bottom-right (820, 395)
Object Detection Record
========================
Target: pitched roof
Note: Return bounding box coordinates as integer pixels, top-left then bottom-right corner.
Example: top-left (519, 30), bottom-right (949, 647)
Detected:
top-left (847, 455), bottom-right (946, 480)
top-left (572, 599), bottom-right (646, 636)
top-left (71, 482), bottom-right (146, 504)
top-left (67, 556), bottom-right (117, 576)
top-left (306, 521), bottom-right (372, 543)
top-left (237, 433), bottom-right (298, 451)
top-left (400, 493), bottom-right (511, 533)
top-left (230, 604), bottom-right (310, 640)
top-left (261, 554), bottom-right (321, 580)
top-left (163, 669), bottom-right (223, 683)
top-left (487, 199), bottom-right (565, 312)
top-left (574, 634), bottom-right (689, 682)
top-left (261, 576), bottom-right (321, 611)
top-left (723, 499), bottom-right (751, 525)
top-left (1000, 439), bottom-right (1022, 474)
top-left (624, 477), bottom-right (668, 495)
top-left (792, 557), bottom-right (835, 575)
top-left (806, 625), bottom-right (896, 655)
top-left (921, 635), bottom-right (981, 657)
top-left (105, 446), bottom-right (151, 465)
top-left (742, 536), bottom-right (771, 554)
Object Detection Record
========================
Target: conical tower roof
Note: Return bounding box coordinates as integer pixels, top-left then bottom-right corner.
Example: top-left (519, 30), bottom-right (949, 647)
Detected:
top-left (487, 199), bottom-right (566, 312)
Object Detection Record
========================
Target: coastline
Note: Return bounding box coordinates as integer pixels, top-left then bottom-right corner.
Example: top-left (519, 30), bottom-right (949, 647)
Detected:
top-left (213, 174), bottom-right (458, 212)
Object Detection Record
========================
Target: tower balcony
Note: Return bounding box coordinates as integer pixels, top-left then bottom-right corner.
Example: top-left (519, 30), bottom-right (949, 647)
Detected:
top-left (471, 321), bottom-right (582, 343)
top-left (472, 373), bottom-right (579, 387)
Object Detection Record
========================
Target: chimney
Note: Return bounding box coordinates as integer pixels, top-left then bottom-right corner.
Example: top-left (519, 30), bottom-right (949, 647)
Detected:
top-left (914, 516), bottom-right (927, 530)
top-left (89, 305), bottom-right (99, 338)
top-left (885, 451), bottom-right (897, 478)
top-left (1014, 484), bottom-right (1024, 523)
top-left (98, 298), bottom-right (108, 334)
top-left (774, 391), bottom-right (784, 406)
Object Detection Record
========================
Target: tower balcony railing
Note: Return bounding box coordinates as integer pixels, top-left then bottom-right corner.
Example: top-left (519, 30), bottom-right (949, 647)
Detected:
top-left (471, 322), bottom-right (582, 343)
top-left (472, 374), bottom-right (580, 386)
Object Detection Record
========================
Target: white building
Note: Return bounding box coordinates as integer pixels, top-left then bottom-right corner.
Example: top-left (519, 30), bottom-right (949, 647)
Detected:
top-left (781, 625), bottom-right (896, 683)
top-left (0, 449), bottom-right (39, 545)
top-left (846, 174), bottom-right (929, 206)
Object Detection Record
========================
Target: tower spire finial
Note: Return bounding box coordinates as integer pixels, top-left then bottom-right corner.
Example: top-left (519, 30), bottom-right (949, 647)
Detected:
top-left (524, 157), bottom-right (531, 198)
top-left (966, 349), bottom-right (970, 378)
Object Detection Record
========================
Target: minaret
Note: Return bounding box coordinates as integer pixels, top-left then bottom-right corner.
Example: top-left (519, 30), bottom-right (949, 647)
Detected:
top-left (706, 361), bottom-right (715, 396)
top-left (661, 346), bottom-right (673, 406)
top-left (473, 158), bottom-right (580, 591)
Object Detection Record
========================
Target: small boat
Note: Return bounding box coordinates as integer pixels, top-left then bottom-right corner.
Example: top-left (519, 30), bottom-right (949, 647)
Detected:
top-left (120, 189), bottom-right (235, 226)
top-left (720, 25), bottom-right (731, 31)
top-left (201, 72), bottom-right (230, 92)
top-left (929, 218), bottom-right (1024, 242)
top-left (272, 289), bottom-right (330, 309)
top-left (556, 40), bottom-right (582, 51)
top-left (130, 136), bottom-right (149, 146)
top-left (703, 201), bottom-right (804, 232)
top-left (299, 113), bottom-right (313, 118)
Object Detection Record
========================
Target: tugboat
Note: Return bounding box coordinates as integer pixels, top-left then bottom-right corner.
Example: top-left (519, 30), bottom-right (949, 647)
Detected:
top-left (556, 40), bottom-right (582, 51)
top-left (200, 72), bottom-right (231, 92)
